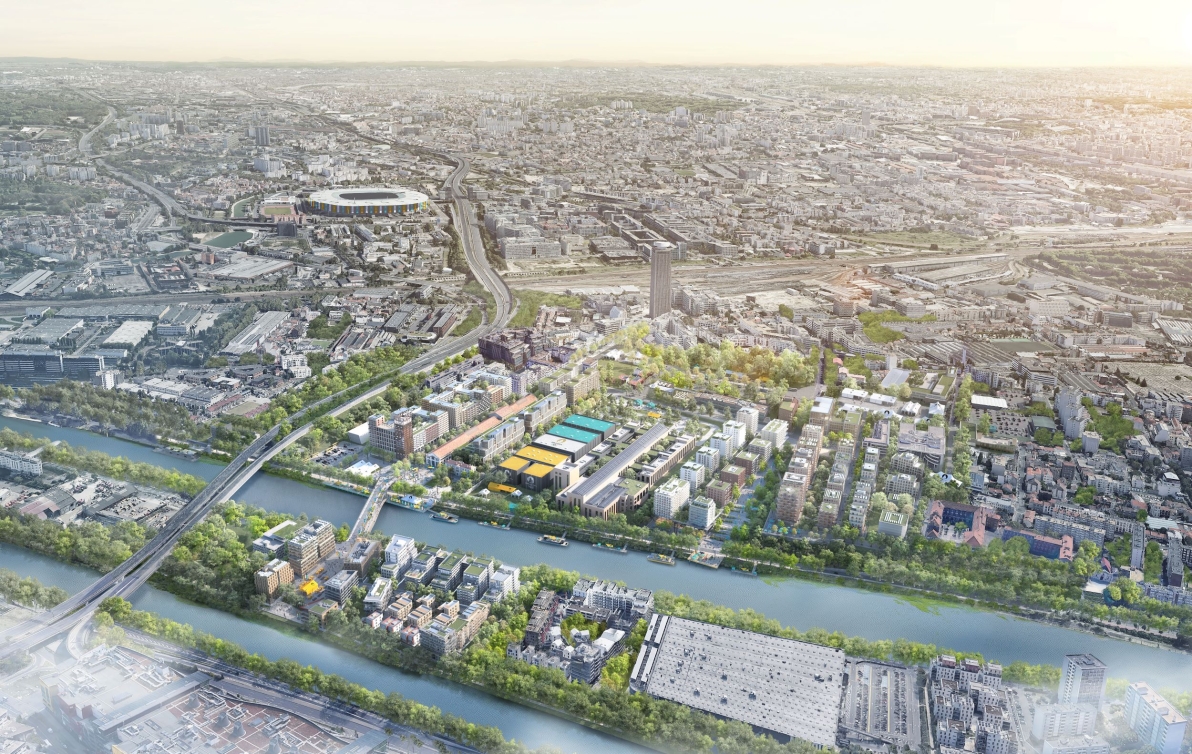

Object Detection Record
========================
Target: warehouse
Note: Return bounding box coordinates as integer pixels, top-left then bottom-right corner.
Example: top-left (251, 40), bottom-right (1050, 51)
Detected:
top-left (531, 433), bottom-right (588, 462)
top-left (19, 317), bottom-right (83, 346)
top-left (546, 423), bottom-right (600, 455)
top-left (57, 304), bottom-right (171, 320)
top-left (630, 614), bottom-right (845, 748)
top-left (209, 257), bottom-right (294, 281)
top-left (104, 320), bottom-right (154, 347)
top-left (4, 269), bottom-right (53, 297)
top-left (222, 310), bottom-right (290, 355)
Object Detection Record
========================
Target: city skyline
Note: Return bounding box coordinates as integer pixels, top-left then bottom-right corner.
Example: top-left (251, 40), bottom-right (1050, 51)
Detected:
top-left (4, 32), bottom-right (1192, 754)
top-left (6, 0), bottom-right (1192, 68)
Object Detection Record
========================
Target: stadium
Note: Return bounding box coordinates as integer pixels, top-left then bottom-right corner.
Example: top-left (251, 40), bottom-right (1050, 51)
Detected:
top-left (303, 187), bottom-right (429, 216)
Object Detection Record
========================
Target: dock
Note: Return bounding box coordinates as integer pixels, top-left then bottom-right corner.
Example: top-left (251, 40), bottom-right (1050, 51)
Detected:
top-left (687, 551), bottom-right (724, 569)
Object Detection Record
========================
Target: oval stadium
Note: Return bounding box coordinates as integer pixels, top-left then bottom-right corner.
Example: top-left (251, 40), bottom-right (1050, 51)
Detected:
top-left (303, 187), bottom-right (429, 216)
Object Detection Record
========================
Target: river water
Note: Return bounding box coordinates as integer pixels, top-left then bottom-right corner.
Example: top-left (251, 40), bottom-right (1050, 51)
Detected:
top-left (1, 415), bottom-right (1191, 751)
top-left (0, 544), bottom-right (643, 754)
top-left (0, 415), bottom-right (222, 481)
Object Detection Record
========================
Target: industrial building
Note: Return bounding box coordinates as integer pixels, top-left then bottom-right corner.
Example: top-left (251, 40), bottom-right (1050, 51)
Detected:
top-left (557, 422), bottom-right (669, 510)
top-left (630, 614), bottom-right (845, 748)
top-left (103, 319), bottom-right (154, 347)
top-left (221, 310), bottom-right (290, 355)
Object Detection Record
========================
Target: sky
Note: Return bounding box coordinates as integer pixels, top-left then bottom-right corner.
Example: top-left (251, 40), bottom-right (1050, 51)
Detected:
top-left (4, 0), bottom-right (1192, 67)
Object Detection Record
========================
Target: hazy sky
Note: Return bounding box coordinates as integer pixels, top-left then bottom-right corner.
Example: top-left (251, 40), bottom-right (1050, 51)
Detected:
top-left (5, 0), bottom-right (1192, 67)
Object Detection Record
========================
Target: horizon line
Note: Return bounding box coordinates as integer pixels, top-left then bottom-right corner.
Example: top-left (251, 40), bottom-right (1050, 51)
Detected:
top-left (4, 55), bottom-right (1192, 71)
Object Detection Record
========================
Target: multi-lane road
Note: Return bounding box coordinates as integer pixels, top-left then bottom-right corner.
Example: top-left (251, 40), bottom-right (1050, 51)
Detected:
top-left (0, 147), bottom-right (513, 659)
top-left (79, 105), bottom-right (273, 230)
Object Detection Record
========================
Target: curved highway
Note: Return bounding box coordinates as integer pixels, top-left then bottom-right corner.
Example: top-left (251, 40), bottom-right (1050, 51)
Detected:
top-left (0, 146), bottom-right (513, 658)
top-left (79, 105), bottom-right (274, 229)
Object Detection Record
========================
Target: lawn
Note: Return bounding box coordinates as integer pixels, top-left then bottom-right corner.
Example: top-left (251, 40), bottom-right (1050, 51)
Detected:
top-left (454, 305), bottom-right (482, 337)
top-left (509, 289), bottom-right (583, 328)
top-left (1086, 401), bottom-right (1137, 450)
top-left (205, 231), bottom-right (253, 249)
top-left (859, 309), bottom-right (938, 344)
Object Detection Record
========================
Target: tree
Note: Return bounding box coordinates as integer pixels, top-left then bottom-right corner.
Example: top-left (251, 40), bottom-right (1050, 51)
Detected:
top-left (977, 414), bottom-right (992, 434)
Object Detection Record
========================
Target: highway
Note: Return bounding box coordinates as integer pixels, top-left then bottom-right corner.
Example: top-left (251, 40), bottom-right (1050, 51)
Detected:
top-left (78, 105), bottom-right (274, 230)
top-left (0, 146), bottom-right (513, 659)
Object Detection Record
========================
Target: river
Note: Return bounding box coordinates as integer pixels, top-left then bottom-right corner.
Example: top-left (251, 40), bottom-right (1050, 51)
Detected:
top-left (0, 415), bottom-right (222, 481)
top-left (0, 544), bottom-right (647, 754)
top-left (235, 475), bottom-right (1192, 690)
top-left (3, 416), bottom-right (1192, 696)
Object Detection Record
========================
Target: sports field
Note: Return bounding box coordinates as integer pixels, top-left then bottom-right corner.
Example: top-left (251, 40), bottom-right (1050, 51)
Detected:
top-left (205, 231), bottom-right (253, 248)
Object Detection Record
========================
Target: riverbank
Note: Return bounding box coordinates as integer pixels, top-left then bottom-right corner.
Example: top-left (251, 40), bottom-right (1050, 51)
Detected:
top-left (2, 411), bottom-right (1192, 691)
top-left (0, 515), bottom-right (1075, 754)
top-left (0, 414), bottom-right (222, 480)
top-left (5, 409), bottom-right (160, 447)
top-left (94, 599), bottom-right (527, 754)
top-left (233, 474), bottom-right (1192, 689)
top-left (422, 493), bottom-right (1189, 654)
top-left (0, 426), bottom-right (208, 497)
top-left (0, 543), bottom-right (648, 754)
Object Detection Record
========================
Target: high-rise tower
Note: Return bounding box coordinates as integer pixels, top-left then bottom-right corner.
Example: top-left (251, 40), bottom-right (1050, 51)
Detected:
top-left (649, 245), bottom-right (672, 319)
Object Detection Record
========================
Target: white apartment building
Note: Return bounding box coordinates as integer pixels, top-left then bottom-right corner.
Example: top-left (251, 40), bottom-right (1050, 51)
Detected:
top-left (1029, 299), bottom-right (1070, 317)
top-left (679, 460), bottom-right (706, 496)
top-left (1124, 682), bottom-right (1187, 754)
top-left (653, 477), bottom-right (690, 520)
top-left (735, 407), bottom-right (760, 436)
top-left (689, 496), bottom-right (717, 530)
top-left (1041, 736), bottom-right (1110, 754)
top-left (1032, 703), bottom-right (1097, 742)
top-left (280, 353), bottom-right (311, 378)
top-left (710, 432), bottom-right (736, 460)
top-left (0, 449), bottom-right (41, 476)
top-left (696, 445), bottom-right (721, 471)
top-left (722, 420), bottom-right (747, 449)
top-left (383, 534), bottom-right (418, 579)
top-left (759, 419), bottom-right (788, 449)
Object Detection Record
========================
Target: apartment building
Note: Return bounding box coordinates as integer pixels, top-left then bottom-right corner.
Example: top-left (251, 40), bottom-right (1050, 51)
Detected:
top-left (638, 433), bottom-right (696, 485)
top-left (653, 477), bottom-right (690, 520)
top-left (470, 418), bottom-right (527, 462)
top-left (1124, 683), bottom-right (1187, 754)
top-left (253, 558), bottom-right (294, 600)
top-left (286, 519), bottom-right (335, 578)
top-left (679, 460), bottom-right (706, 495)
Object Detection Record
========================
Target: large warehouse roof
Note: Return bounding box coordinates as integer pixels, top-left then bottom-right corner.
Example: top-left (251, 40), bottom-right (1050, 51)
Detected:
top-left (631, 614), bottom-right (845, 747)
top-left (104, 320), bottom-right (154, 347)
